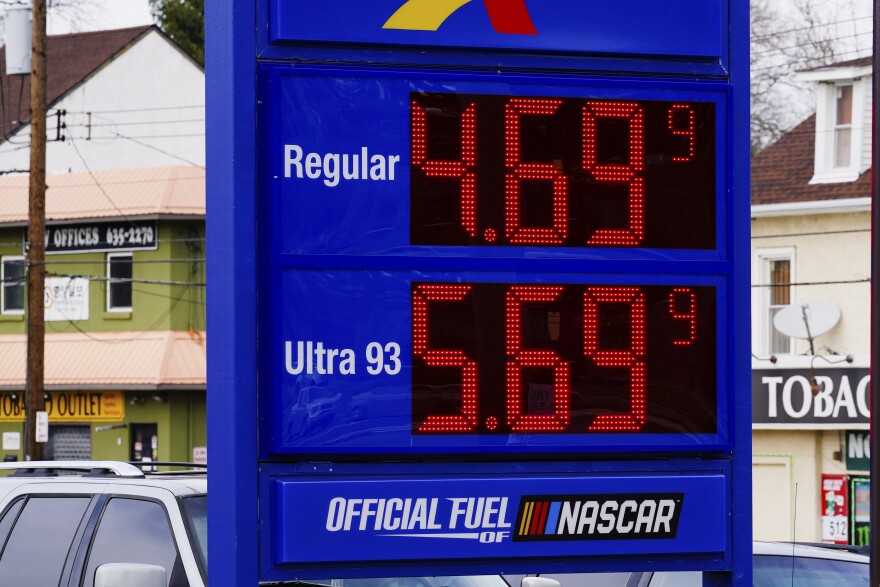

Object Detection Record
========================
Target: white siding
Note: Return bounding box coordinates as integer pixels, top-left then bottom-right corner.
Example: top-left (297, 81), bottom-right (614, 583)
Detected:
top-left (0, 30), bottom-right (204, 175)
top-left (859, 76), bottom-right (872, 172)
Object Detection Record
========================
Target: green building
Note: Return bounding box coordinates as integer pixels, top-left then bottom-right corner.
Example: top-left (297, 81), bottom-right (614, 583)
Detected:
top-left (0, 166), bottom-right (206, 463)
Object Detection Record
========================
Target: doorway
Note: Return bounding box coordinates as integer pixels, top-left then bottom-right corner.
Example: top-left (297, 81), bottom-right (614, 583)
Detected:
top-left (130, 423), bottom-right (158, 466)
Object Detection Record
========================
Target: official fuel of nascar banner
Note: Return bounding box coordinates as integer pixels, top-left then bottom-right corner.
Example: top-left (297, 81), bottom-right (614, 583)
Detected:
top-left (206, 0), bottom-right (752, 583)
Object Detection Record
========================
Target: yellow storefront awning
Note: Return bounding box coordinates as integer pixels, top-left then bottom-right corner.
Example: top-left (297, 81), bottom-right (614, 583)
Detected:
top-left (0, 331), bottom-right (206, 390)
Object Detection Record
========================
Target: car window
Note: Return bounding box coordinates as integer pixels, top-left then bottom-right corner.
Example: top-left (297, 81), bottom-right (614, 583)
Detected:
top-left (649, 571), bottom-right (700, 587)
top-left (754, 554), bottom-right (869, 587)
top-left (181, 496), bottom-right (207, 575)
top-left (0, 496), bottom-right (91, 585)
top-left (0, 498), bottom-right (24, 552)
top-left (82, 497), bottom-right (186, 587)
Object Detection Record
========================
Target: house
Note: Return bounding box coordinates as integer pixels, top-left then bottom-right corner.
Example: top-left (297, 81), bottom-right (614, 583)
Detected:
top-left (0, 26), bottom-right (206, 464)
top-left (750, 57), bottom-right (871, 545)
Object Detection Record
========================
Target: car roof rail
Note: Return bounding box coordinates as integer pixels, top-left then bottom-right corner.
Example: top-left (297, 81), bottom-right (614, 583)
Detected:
top-left (127, 461), bottom-right (207, 475)
top-left (0, 461), bottom-right (146, 478)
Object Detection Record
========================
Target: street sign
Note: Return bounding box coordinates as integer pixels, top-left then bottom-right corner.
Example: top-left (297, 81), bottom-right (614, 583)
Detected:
top-left (208, 0), bottom-right (751, 583)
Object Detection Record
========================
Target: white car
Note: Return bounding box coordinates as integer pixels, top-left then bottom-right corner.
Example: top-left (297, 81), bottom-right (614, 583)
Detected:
top-left (0, 461), bottom-right (206, 587)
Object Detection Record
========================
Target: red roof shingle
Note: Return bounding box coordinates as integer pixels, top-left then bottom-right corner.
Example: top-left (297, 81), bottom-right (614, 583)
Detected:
top-left (751, 114), bottom-right (870, 205)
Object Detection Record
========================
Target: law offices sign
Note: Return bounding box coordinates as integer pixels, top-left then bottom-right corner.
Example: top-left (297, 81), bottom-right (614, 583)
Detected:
top-left (752, 357), bottom-right (870, 428)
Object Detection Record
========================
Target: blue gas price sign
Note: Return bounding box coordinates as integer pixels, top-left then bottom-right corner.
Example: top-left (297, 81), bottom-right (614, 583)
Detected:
top-left (260, 67), bottom-right (730, 455)
top-left (207, 0), bottom-right (751, 581)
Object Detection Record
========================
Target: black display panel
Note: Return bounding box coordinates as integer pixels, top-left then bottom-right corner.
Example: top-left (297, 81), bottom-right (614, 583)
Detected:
top-left (411, 93), bottom-right (716, 249)
top-left (412, 282), bottom-right (717, 435)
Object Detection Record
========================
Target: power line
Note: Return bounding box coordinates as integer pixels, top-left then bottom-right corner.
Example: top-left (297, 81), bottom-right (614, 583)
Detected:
top-left (45, 271), bottom-right (205, 287)
top-left (69, 139), bottom-right (143, 229)
top-left (112, 133), bottom-right (205, 169)
top-left (751, 15), bottom-right (872, 42)
top-left (34, 258), bottom-right (205, 266)
top-left (64, 104), bottom-right (204, 116)
top-left (753, 278), bottom-right (869, 288)
top-left (752, 48), bottom-right (871, 72)
top-left (66, 118), bottom-right (205, 129)
top-left (751, 30), bottom-right (873, 57)
top-left (752, 228), bottom-right (869, 239)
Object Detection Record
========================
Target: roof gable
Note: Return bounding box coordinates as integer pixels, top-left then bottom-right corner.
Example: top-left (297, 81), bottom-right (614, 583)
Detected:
top-left (0, 26), bottom-right (152, 140)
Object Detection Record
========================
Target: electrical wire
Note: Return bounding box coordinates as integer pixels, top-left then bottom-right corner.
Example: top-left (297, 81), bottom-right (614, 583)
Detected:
top-left (64, 104), bottom-right (204, 116)
top-left (69, 139), bottom-right (145, 230)
top-left (45, 272), bottom-right (205, 287)
top-left (752, 48), bottom-right (872, 72)
top-left (33, 258), bottom-right (205, 266)
top-left (752, 229), bottom-right (869, 239)
top-left (750, 15), bottom-right (872, 42)
top-left (753, 278), bottom-right (869, 288)
top-left (66, 118), bottom-right (205, 129)
top-left (751, 31), bottom-right (872, 57)
top-left (111, 133), bottom-right (205, 169)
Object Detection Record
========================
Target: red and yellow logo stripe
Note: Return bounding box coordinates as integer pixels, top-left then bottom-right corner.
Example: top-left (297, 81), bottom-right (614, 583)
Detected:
top-left (383, 0), bottom-right (537, 34)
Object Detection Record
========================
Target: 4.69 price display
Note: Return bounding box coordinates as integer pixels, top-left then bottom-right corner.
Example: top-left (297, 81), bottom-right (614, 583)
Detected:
top-left (412, 282), bottom-right (717, 435)
top-left (411, 93), bottom-right (716, 249)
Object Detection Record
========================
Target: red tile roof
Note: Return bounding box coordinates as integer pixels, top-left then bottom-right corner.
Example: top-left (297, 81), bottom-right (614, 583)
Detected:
top-left (751, 114), bottom-right (870, 205)
top-left (0, 166), bottom-right (205, 223)
top-left (0, 26), bottom-right (152, 141)
top-left (0, 330), bottom-right (206, 388)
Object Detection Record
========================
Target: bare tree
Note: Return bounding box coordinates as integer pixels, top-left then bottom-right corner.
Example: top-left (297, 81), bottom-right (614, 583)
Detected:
top-left (750, 0), bottom-right (870, 155)
top-left (0, 0), bottom-right (102, 34)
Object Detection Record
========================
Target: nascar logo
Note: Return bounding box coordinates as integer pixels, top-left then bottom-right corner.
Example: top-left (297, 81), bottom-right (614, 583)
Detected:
top-left (514, 494), bottom-right (684, 541)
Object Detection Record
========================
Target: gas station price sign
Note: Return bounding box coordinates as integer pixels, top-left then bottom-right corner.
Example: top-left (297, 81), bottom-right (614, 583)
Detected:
top-left (208, 0), bottom-right (750, 580)
top-left (261, 68), bottom-right (730, 454)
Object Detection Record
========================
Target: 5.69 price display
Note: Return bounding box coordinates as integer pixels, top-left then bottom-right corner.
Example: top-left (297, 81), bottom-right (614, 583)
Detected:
top-left (412, 282), bottom-right (717, 435)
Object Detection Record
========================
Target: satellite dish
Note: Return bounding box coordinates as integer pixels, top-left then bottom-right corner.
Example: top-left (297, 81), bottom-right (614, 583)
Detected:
top-left (773, 301), bottom-right (841, 339)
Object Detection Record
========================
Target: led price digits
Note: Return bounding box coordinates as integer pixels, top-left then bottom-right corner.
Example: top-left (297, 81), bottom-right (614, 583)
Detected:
top-left (410, 93), bottom-right (716, 249)
top-left (412, 282), bottom-right (717, 435)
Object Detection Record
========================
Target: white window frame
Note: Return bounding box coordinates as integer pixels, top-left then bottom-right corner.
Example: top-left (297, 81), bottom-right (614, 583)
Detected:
top-left (832, 84), bottom-right (853, 169)
top-left (810, 79), bottom-right (865, 184)
top-left (753, 247), bottom-right (796, 356)
top-left (1, 255), bottom-right (25, 315)
top-left (106, 252), bottom-right (132, 313)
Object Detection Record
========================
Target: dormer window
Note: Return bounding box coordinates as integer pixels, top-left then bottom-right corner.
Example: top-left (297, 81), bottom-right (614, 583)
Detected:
top-left (834, 84), bottom-right (853, 168)
top-left (796, 61), bottom-right (871, 185)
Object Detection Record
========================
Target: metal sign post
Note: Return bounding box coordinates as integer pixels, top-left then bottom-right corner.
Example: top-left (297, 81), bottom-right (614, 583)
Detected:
top-left (207, 1), bottom-right (751, 584)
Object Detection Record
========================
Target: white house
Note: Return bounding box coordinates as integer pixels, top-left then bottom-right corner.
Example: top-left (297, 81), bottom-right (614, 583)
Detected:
top-left (0, 26), bottom-right (204, 173)
top-left (750, 57), bottom-right (871, 546)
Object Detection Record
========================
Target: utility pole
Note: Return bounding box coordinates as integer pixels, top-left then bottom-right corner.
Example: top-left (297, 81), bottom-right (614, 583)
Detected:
top-left (25, 0), bottom-right (47, 461)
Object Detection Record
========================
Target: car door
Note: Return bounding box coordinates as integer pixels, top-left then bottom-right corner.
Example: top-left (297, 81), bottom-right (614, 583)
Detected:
top-left (77, 483), bottom-right (205, 587)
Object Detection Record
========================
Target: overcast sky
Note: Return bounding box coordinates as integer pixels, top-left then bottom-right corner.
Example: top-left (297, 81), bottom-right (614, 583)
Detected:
top-left (47, 0), bottom-right (152, 35)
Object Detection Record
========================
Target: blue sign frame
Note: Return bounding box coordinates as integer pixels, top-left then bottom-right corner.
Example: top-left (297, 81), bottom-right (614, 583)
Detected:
top-left (207, 0), bottom-right (751, 584)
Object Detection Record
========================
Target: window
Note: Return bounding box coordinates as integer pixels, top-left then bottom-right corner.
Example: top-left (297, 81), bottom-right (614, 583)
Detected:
top-left (83, 497), bottom-right (187, 587)
top-left (834, 84), bottom-right (853, 168)
top-left (754, 249), bottom-right (795, 356)
top-left (767, 257), bottom-right (792, 355)
top-left (804, 75), bottom-right (867, 184)
top-left (0, 496), bottom-right (90, 585)
top-left (107, 253), bottom-right (132, 312)
top-left (1, 256), bottom-right (24, 314)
